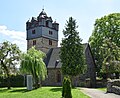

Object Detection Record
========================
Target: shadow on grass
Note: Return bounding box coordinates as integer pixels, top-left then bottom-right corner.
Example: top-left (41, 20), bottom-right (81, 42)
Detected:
top-left (0, 87), bottom-right (40, 93)
top-left (0, 89), bottom-right (9, 93)
top-left (0, 88), bottom-right (29, 93)
top-left (50, 87), bottom-right (62, 92)
top-left (10, 88), bottom-right (30, 93)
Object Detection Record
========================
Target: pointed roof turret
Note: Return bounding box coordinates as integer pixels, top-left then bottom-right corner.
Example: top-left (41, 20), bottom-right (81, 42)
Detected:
top-left (39, 9), bottom-right (47, 17)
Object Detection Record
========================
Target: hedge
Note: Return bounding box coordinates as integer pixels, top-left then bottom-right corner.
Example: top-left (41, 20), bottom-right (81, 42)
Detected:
top-left (0, 75), bottom-right (26, 87)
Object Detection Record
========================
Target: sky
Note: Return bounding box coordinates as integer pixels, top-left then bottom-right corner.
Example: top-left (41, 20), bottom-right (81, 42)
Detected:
top-left (0, 0), bottom-right (120, 52)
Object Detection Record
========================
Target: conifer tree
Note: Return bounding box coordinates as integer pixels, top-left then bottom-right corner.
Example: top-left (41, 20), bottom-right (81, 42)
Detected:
top-left (60, 17), bottom-right (84, 84)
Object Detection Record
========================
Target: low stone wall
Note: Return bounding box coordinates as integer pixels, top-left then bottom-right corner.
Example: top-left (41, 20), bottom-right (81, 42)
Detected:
top-left (85, 79), bottom-right (107, 88)
top-left (107, 79), bottom-right (120, 95)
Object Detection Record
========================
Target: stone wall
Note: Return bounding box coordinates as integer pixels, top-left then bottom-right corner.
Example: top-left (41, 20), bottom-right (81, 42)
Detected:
top-left (107, 79), bottom-right (120, 95)
top-left (86, 79), bottom-right (107, 88)
top-left (27, 37), bottom-right (58, 53)
top-left (42, 68), bottom-right (88, 87)
top-left (42, 68), bottom-right (63, 86)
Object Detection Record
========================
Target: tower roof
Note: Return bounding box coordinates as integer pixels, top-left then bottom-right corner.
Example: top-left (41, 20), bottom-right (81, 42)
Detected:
top-left (39, 9), bottom-right (47, 17)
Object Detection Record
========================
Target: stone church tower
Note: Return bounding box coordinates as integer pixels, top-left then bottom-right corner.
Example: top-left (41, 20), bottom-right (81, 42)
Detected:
top-left (26, 9), bottom-right (59, 53)
top-left (26, 9), bottom-right (96, 87)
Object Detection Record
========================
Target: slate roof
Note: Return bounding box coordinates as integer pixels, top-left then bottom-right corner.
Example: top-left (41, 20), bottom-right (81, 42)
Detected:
top-left (39, 9), bottom-right (47, 17)
top-left (45, 43), bottom-right (88, 68)
top-left (44, 47), bottom-right (61, 68)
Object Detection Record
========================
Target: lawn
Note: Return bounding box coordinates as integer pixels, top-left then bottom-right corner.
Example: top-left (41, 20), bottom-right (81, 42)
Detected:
top-left (0, 87), bottom-right (90, 98)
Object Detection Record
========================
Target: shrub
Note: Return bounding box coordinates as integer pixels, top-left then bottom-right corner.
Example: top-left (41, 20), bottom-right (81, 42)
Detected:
top-left (10, 75), bottom-right (26, 87)
top-left (0, 75), bottom-right (26, 87)
top-left (62, 77), bottom-right (65, 97)
top-left (62, 76), bottom-right (72, 98)
top-left (0, 76), bottom-right (7, 87)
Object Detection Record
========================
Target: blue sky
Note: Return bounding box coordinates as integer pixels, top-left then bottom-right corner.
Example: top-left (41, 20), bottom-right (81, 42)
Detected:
top-left (0, 0), bottom-right (120, 52)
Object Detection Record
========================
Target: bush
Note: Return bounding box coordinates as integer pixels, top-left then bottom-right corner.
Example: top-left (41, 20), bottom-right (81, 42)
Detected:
top-left (62, 76), bottom-right (72, 98)
top-left (10, 75), bottom-right (26, 87)
top-left (0, 75), bottom-right (26, 87)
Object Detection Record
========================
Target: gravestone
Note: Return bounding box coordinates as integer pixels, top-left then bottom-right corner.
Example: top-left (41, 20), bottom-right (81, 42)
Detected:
top-left (27, 75), bottom-right (33, 90)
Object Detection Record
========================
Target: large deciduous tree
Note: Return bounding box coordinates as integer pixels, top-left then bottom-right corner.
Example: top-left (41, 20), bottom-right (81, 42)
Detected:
top-left (100, 38), bottom-right (120, 78)
top-left (60, 17), bottom-right (84, 84)
top-left (20, 47), bottom-right (47, 89)
top-left (89, 13), bottom-right (120, 77)
top-left (0, 41), bottom-right (21, 89)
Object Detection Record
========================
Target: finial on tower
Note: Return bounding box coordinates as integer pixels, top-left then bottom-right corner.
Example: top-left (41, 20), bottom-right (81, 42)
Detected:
top-left (42, 5), bottom-right (44, 11)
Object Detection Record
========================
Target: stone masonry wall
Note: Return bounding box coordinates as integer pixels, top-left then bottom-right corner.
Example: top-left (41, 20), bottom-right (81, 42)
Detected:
top-left (42, 68), bottom-right (88, 87)
top-left (42, 68), bottom-right (62, 86)
top-left (27, 37), bottom-right (58, 53)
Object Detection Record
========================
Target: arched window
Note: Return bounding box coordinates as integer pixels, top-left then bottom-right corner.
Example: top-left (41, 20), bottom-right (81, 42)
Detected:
top-left (56, 71), bottom-right (61, 83)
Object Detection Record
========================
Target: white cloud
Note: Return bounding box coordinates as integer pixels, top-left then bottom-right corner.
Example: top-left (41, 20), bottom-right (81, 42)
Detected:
top-left (0, 25), bottom-right (26, 52)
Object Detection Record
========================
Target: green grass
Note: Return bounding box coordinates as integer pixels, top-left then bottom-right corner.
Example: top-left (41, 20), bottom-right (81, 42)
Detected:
top-left (97, 87), bottom-right (107, 92)
top-left (0, 87), bottom-right (90, 98)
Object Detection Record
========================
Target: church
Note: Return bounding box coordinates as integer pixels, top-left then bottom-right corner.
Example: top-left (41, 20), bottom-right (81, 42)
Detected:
top-left (26, 9), bottom-right (96, 87)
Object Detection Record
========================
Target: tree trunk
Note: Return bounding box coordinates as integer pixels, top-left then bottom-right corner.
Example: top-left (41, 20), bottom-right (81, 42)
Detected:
top-left (34, 75), bottom-right (39, 89)
top-left (7, 75), bottom-right (11, 89)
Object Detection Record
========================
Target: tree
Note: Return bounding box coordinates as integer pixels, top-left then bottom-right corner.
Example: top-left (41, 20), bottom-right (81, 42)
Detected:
top-left (89, 13), bottom-right (120, 76)
top-left (100, 38), bottom-right (120, 79)
top-left (20, 47), bottom-right (47, 89)
top-left (60, 17), bottom-right (84, 85)
top-left (0, 41), bottom-right (21, 89)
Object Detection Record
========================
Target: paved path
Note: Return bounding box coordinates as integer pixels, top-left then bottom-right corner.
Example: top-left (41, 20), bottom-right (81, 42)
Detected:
top-left (80, 88), bottom-right (120, 98)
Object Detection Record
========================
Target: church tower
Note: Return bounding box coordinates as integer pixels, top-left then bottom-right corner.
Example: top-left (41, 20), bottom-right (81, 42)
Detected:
top-left (26, 9), bottom-right (59, 53)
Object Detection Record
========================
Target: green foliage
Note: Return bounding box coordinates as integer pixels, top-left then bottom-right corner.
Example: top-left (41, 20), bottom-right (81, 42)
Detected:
top-left (20, 47), bottom-right (47, 88)
top-left (62, 78), bottom-right (65, 97)
top-left (89, 13), bottom-right (120, 75)
top-left (60, 17), bottom-right (84, 77)
top-left (62, 76), bottom-right (72, 98)
top-left (0, 75), bottom-right (25, 87)
top-left (10, 75), bottom-right (25, 87)
top-left (100, 38), bottom-right (120, 74)
top-left (0, 41), bottom-right (21, 89)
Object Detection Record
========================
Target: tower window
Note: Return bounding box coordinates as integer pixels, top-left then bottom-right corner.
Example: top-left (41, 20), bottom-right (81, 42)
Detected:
top-left (33, 40), bottom-right (36, 45)
top-left (49, 31), bottom-right (53, 35)
top-left (46, 21), bottom-right (49, 27)
top-left (32, 30), bottom-right (36, 34)
top-left (49, 40), bottom-right (52, 45)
